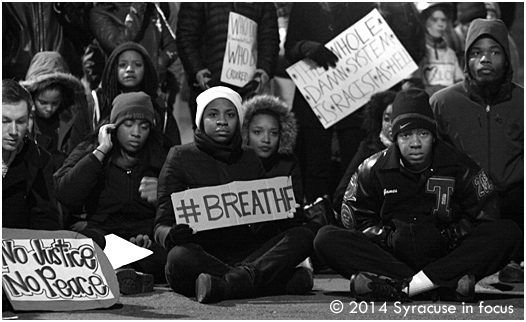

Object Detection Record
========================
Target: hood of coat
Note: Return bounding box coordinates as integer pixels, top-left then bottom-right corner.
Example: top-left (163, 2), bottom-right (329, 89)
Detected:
top-left (242, 95), bottom-right (297, 155)
top-left (464, 18), bottom-right (512, 82)
top-left (20, 51), bottom-right (84, 120)
top-left (100, 41), bottom-right (159, 102)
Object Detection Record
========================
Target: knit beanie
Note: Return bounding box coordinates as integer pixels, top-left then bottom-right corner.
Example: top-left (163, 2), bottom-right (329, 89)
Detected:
top-left (195, 86), bottom-right (243, 129)
top-left (457, 2), bottom-right (487, 24)
top-left (391, 88), bottom-right (436, 139)
top-left (110, 92), bottom-right (155, 126)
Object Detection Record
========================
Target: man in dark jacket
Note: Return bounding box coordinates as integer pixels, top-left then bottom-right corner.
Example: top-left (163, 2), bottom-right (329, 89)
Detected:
top-left (176, 3), bottom-right (279, 127)
top-left (431, 19), bottom-right (524, 283)
top-left (314, 88), bottom-right (521, 302)
top-left (2, 79), bottom-right (60, 230)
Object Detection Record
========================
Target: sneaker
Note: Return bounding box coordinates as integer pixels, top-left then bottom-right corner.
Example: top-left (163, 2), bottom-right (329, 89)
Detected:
top-left (434, 274), bottom-right (475, 302)
top-left (116, 268), bottom-right (154, 295)
top-left (350, 272), bottom-right (409, 302)
top-left (286, 267), bottom-right (314, 295)
top-left (498, 261), bottom-right (524, 283)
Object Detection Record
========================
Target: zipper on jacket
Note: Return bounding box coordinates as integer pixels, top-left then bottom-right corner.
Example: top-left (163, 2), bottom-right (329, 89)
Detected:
top-left (126, 170), bottom-right (133, 208)
top-left (486, 104), bottom-right (491, 175)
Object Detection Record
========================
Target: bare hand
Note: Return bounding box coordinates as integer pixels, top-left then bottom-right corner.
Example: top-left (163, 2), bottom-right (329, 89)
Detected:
top-left (196, 69), bottom-right (212, 90)
top-left (129, 234), bottom-right (152, 249)
top-left (253, 69), bottom-right (269, 93)
top-left (139, 177), bottom-right (158, 204)
top-left (97, 123), bottom-right (116, 153)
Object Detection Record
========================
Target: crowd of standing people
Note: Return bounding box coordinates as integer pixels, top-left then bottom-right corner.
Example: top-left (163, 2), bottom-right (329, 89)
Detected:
top-left (2, 2), bottom-right (523, 306)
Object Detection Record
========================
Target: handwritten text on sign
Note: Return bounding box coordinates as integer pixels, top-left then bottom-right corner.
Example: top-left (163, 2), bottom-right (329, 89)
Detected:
top-left (2, 238), bottom-right (115, 301)
top-left (221, 12), bottom-right (258, 87)
top-left (286, 9), bottom-right (418, 129)
top-left (171, 176), bottom-right (296, 232)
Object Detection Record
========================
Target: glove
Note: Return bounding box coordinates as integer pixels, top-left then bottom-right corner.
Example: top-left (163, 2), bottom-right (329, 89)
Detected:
top-left (237, 80), bottom-right (259, 99)
top-left (440, 219), bottom-right (473, 250)
top-left (362, 225), bottom-right (393, 250)
top-left (169, 224), bottom-right (194, 246)
top-left (300, 41), bottom-right (339, 70)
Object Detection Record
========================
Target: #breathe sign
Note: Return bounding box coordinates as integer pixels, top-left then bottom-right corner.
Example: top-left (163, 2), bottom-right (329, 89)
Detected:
top-left (286, 9), bottom-right (418, 129)
top-left (220, 12), bottom-right (258, 87)
top-left (171, 176), bottom-right (296, 231)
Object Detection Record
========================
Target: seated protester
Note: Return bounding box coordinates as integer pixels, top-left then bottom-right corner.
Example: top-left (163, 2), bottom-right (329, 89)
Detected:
top-left (155, 87), bottom-right (315, 304)
top-left (314, 88), bottom-right (522, 302)
top-left (2, 79), bottom-right (60, 230)
top-left (55, 92), bottom-right (171, 294)
top-left (242, 95), bottom-right (325, 232)
top-left (332, 91), bottom-right (397, 214)
top-left (82, 41), bottom-right (181, 146)
top-left (20, 52), bottom-right (91, 172)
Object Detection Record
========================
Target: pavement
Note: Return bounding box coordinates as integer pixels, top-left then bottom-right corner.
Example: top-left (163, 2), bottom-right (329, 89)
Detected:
top-left (3, 272), bottom-right (523, 320)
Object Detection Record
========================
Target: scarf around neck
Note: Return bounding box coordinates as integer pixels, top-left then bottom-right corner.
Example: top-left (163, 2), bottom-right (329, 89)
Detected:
top-left (194, 128), bottom-right (243, 164)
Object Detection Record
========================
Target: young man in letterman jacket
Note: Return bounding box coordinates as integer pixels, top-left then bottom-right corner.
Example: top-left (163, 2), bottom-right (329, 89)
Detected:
top-left (314, 88), bottom-right (522, 302)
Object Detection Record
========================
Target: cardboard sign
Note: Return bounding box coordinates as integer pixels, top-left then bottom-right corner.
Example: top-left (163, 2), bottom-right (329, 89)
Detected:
top-left (171, 176), bottom-right (296, 232)
top-left (220, 12), bottom-right (258, 87)
top-left (103, 234), bottom-right (153, 270)
top-left (2, 229), bottom-right (119, 311)
top-left (286, 9), bottom-right (418, 129)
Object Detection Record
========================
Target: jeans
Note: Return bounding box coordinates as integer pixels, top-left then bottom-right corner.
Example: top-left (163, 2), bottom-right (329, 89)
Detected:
top-left (165, 226), bottom-right (315, 297)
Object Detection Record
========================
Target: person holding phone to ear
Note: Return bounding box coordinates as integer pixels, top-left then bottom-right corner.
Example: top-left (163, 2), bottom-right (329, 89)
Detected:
top-left (55, 92), bottom-right (172, 295)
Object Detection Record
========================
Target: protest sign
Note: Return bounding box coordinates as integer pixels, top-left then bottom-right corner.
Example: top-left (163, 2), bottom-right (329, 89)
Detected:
top-left (2, 229), bottom-right (119, 311)
top-left (220, 12), bottom-right (258, 87)
top-left (103, 234), bottom-right (153, 270)
top-left (286, 9), bottom-right (418, 129)
top-left (171, 176), bottom-right (296, 232)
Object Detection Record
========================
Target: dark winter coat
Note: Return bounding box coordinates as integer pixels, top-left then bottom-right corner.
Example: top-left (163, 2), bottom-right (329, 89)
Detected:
top-left (241, 95), bottom-right (303, 238)
top-left (3, 138), bottom-right (60, 230)
top-left (176, 2), bottom-right (279, 87)
top-left (341, 140), bottom-right (499, 251)
top-left (20, 51), bottom-right (91, 170)
top-left (89, 2), bottom-right (178, 76)
top-left (54, 139), bottom-right (168, 227)
top-left (431, 19), bottom-right (523, 194)
top-left (284, 3), bottom-right (376, 129)
top-left (154, 143), bottom-right (266, 251)
top-left (333, 138), bottom-right (387, 213)
top-left (2, 3), bottom-right (92, 80)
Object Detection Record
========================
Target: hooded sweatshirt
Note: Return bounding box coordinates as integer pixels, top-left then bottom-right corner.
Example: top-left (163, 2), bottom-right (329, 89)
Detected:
top-left (20, 52), bottom-right (90, 170)
top-left (430, 19), bottom-right (523, 194)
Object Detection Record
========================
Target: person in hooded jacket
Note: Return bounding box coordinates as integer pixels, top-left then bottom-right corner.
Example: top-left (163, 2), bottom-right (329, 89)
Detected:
top-left (20, 51), bottom-right (91, 171)
top-left (417, 3), bottom-right (464, 96)
top-left (82, 41), bottom-right (180, 146)
top-left (55, 92), bottom-right (172, 293)
top-left (155, 86), bottom-right (315, 304)
top-left (431, 18), bottom-right (524, 283)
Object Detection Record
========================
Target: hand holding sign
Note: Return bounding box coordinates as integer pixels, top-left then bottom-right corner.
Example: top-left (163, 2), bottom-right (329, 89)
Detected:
top-left (301, 41), bottom-right (339, 70)
top-left (169, 224), bottom-right (195, 246)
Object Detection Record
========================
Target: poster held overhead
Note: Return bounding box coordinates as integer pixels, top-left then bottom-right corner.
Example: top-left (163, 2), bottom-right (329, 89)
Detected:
top-left (286, 9), bottom-right (418, 129)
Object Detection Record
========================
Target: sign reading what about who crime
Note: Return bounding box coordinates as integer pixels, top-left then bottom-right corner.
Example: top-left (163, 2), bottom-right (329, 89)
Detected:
top-left (171, 176), bottom-right (296, 232)
top-left (220, 12), bottom-right (258, 87)
top-left (2, 228), bottom-right (119, 311)
top-left (286, 9), bottom-right (418, 129)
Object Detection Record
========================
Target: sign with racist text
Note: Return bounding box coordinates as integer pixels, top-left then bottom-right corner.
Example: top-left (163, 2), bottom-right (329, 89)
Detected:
top-left (221, 12), bottom-right (258, 87)
top-left (171, 176), bottom-right (296, 231)
top-left (286, 9), bottom-right (418, 129)
top-left (2, 229), bottom-right (119, 311)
